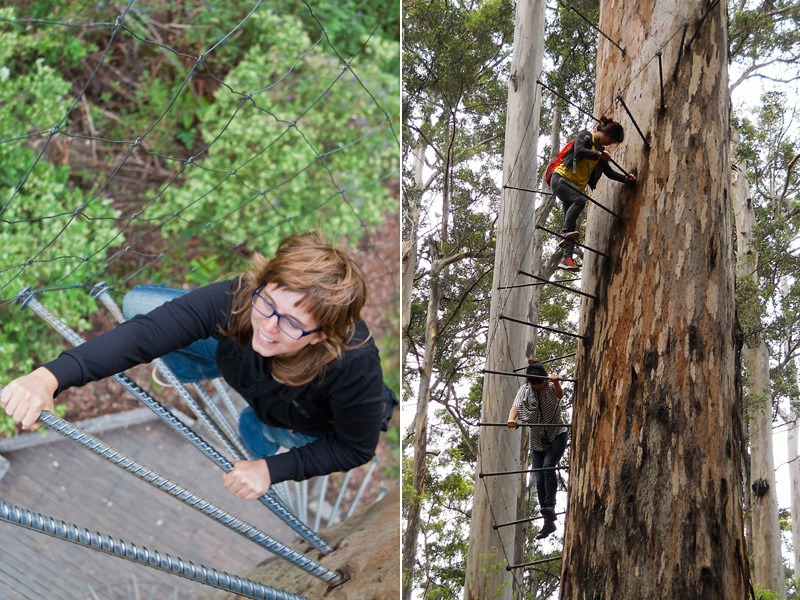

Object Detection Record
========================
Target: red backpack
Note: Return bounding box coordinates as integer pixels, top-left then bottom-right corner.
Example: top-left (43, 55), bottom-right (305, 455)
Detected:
top-left (545, 140), bottom-right (574, 186)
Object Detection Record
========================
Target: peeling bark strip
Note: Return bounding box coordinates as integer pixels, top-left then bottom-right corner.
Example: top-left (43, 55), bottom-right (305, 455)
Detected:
top-left (560, 1), bottom-right (751, 599)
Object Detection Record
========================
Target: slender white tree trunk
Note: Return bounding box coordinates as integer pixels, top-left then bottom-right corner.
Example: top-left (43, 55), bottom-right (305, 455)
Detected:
top-left (733, 157), bottom-right (785, 597)
top-left (464, 2), bottom-right (546, 598)
top-left (403, 116), bottom-right (456, 600)
top-left (402, 143), bottom-right (423, 340)
top-left (747, 340), bottom-right (785, 597)
top-left (400, 142), bottom-right (424, 445)
top-left (789, 410), bottom-right (800, 586)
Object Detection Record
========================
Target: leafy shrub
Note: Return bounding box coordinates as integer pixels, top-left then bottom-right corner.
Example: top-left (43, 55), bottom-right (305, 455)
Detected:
top-left (0, 7), bottom-right (123, 385)
top-left (153, 9), bottom-right (399, 268)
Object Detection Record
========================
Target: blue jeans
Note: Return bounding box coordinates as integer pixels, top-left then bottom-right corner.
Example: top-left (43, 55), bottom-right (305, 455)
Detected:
top-left (123, 284), bottom-right (316, 458)
top-left (531, 432), bottom-right (568, 508)
top-left (122, 285), bottom-right (222, 383)
top-left (238, 407), bottom-right (317, 458)
top-left (550, 173), bottom-right (586, 259)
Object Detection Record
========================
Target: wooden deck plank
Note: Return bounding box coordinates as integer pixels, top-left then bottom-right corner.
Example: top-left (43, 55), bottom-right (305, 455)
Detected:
top-left (0, 419), bottom-right (303, 599)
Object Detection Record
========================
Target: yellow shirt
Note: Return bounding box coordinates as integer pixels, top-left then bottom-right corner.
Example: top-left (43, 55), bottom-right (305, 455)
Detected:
top-left (554, 133), bottom-right (602, 191)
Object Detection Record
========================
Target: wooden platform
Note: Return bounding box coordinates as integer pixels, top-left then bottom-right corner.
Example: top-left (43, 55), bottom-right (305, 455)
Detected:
top-left (0, 412), bottom-right (300, 599)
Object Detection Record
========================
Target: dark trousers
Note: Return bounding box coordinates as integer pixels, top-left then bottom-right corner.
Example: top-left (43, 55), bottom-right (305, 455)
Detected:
top-left (531, 432), bottom-right (568, 509)
top-left (550, 173), bottom-right (586, 259)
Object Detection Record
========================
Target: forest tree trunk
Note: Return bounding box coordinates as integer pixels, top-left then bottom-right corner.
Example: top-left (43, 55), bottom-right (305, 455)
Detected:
top-left (733, 153), bottom-right (785, 597)
top-left (402, 115), bottom-right (456, 600)
top-left (789, 411), bottom-right (800, 588)
top-left (559, 0), bottom-right (752, 598)
top-left (463, 2), bottom-right (546, 598)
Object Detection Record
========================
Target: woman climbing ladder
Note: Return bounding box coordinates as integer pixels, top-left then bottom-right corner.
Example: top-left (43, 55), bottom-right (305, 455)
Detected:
top-left (507, 359), bottom-right (569, 539)
top-left (1, 231), bottom-right (392, 501)
top-left (547, 116), bottom-right (636, 272)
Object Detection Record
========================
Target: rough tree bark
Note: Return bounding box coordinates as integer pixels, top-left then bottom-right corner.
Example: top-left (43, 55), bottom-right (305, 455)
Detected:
top-left (733, 156), bottom-right (785, 597)
top-left (463, 2), bottom-right (546, 598)
top-left (560, 0), bottom-right (752, 598)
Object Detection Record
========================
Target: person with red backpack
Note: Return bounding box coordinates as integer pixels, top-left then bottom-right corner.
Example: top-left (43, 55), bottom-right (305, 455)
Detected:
top-left (546, 116), bottom-right (636, 272)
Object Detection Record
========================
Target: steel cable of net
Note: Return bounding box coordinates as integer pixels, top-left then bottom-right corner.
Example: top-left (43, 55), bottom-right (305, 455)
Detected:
top-left (25, 409), bottom-right (340, 584)
top-left (301, 0), bottom-right (399, 144)
top-left (102, 160), bottom-right (397, 294)
top-left (6, 179), bottom-right (373, 306)
top-left (0, 499), bottom-right (308, 600)
top-left (0, 4), bottom-right (397, 302)
top-left (0, 3), bottom-right (135, 216)
top-left (0, 36), bottom-right (238, 290)
top-left (17, 290), bottom-right (334, 555)
top-left (0, 118), bottom-right (392, 302)
top-left (2, 0), bottom-right (263, 223)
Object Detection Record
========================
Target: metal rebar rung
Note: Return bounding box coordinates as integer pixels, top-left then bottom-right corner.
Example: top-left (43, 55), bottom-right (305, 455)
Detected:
top-left (37, 411), bottom-right (340, 584)
top-left (479, 466), bottom-right (568, 477)
top-left (192, 382), bottom-right (252, 459)
top-left (0, 499), bottom-right (308, 600)
top-left (92, 287), bottom-right (250, 461)
top-left (18, 292), bottom-right (333, 555)
top-left (118, 369), bottom-right (333, 553)
top-left (506, 555), bottom-right (562, 571)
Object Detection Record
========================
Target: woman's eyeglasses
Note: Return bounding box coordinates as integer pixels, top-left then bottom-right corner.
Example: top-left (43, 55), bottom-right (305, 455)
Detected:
top-left (251, 288), bottom-right (321, 340)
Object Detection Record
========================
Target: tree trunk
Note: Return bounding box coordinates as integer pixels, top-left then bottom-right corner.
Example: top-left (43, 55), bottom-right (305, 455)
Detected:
top-left (515, 106), bottom-right (564, 599)
top-left (400, 142), bottom-right (424, 447)
top-left (789, 411), bottom-right (800, 588)
top-left (402, 143), bottom-right (423, 343)
top-left (560, 1), bottom-right (751, 598)
top-left (401, 238), bottom-right (442, 600)
top-left (402, 115), bottom-right (456, 600)
top-left (746, 340), bottom-right (784, 597)
top-left (464, 2), bottom-right (546, 598)
top-left (733, 151), bottom-right (785, 597)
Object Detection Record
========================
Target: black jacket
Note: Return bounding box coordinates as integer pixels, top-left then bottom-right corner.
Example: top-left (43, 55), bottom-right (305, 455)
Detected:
top-left (44, 279), bottom-right (386, 484)
top-left (562, 129), bottom-right (628, 190)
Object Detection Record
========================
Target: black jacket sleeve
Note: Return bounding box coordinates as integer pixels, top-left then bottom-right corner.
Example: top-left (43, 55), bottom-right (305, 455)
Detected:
top-left (44, 281), bottom-right (232, 395)
top-left (264, 343), bottom-right (385, 484)
top-left (571, 130), bottom-right (600, 163)
top-left (588, 159), bottom-right (629, 190)
top-left (600, 160), bottom-right (628, 183)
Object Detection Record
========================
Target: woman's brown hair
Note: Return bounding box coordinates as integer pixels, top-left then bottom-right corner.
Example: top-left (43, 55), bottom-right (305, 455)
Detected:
top-left (598, 116), bottom-right (624, 144)
top-left (222, 231), bottom-right (368, 386)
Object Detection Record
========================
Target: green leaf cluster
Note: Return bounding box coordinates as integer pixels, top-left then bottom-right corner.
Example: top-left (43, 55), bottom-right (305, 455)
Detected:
top-left (734, 91), bottom-right (800, 410)
top-left (151, 9), bottom-right (399, 268)
top-left (0, 7), bottom-right (123, 385)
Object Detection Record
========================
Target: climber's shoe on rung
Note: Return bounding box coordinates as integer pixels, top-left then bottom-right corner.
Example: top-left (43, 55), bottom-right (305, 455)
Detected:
top-left (558, 257), bottom-right (581, 272)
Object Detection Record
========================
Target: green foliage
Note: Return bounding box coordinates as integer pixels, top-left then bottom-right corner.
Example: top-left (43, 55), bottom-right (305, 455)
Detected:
top-left (407, 408), bottom-right (476, 598)
top-left (1, 1), bottom-right (399, 444)
top-left (755, 586), bottom-right (784, 600)
top-left (153, 9), bottom-right (399, 256)
top-left (0, 402), bottom-right (68, 438)
top-left (729, 1), bottom-right (800, 87)
top-left (736, 273), bottom-right (764, 346)
top-left (0, 7), bottom-right (123, 385)
top-left (283, 0), bottom-right (401, 60)
top-left (0, 409), bottom-right (16, 438)
top-left (734, 90), bottom-right (800, 413)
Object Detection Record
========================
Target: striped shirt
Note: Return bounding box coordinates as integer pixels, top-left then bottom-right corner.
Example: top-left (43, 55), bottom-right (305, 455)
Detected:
top-left (513, 383), bottom-right (569, 452)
